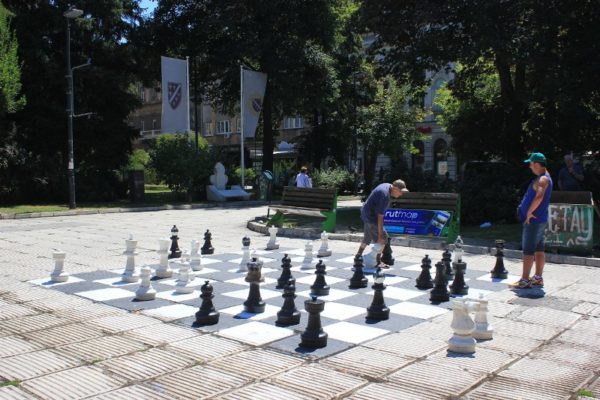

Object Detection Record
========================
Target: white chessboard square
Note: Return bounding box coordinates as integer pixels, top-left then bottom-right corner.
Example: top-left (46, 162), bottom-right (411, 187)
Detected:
top-left (335, 255), bottom-right (357, 264)
top-left (401, 263), bottom-right (425, 272)
top-left (367, 286), bottom-right (425, 301)
top-left (476, 274), bottom-right (522, 284)
top-left (233, 249), bottom-right (273, 255)
top-left (156, 290), bottom-right (199, 302)
top-left (222, 288), bottom-right (281, 301)
top-left (29, 276), bottom-right (85, 287)
top-left (227, 267), bottom-right (278, 274)
top-left (324, 321), bottom-right (389, 344)
top-left (159, 277), bottom-right (215, 287)
top-left (380, 276), bottom-right (408, 285)
top-left (296, 288), bottom-right (357, 302)
top-left (294, 275), bottom-right (346, 286)
top-left (217, 321), bottom-right (294, 346)
top-left (227, 257), bottom-right (276, 265)
top-left (142, 304), bottom-right (198, 321)
top-left (93, 277), bottom-right (138, 287)
top-left (389, 301), bottom-right (449, 319)
top-left (225, 276), bottom-right (277, 286)
top-left (190, 267), bottom-right (219, 276)
top-left (75, 288), bottom-right (133, 302)
top-left (457, 288), bottom-right (494, 300)
top-left (197, 257), bottom-right (222, 266)
top-left (319, 302), bottom-right (365, 321)
top-left (220, 304), bottom-right (280, 320)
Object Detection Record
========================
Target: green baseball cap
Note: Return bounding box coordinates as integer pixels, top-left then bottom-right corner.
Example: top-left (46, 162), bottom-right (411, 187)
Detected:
top-left (524, 152), bottom-right (546, 163)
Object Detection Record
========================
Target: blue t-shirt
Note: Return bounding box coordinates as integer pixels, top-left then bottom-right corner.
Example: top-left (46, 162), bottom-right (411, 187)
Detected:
top-left (361, 183), bottom-right (391, 223)
top-left (518, 172), bottom-right (553, 223)
top-left (558, 164), bottom-right (584, 191)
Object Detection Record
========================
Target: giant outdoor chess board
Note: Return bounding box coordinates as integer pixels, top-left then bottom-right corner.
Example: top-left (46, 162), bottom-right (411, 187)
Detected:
top-left (29, 242), bottom-right (518, 358)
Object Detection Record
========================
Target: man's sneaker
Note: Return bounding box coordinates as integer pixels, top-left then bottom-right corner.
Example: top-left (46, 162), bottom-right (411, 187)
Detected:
top-left (376, 263), bottom-right (391, 269)
top-left (530, 275), bottom-right (544, 287)
top-left (509, 278), bottom-right (531, 289)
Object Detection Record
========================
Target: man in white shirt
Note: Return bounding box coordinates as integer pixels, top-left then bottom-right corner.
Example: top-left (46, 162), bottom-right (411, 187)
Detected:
top-left (296, 166), bottom-right (312, 188)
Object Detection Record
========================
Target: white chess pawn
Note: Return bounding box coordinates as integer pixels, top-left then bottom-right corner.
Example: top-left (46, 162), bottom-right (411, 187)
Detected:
top-left (472, 293), bottom-right (493, 340)
top-left (189, 240), bottom-right (202, 271)
top-left (135, 266), bottom-right (156, 301)
top-left (448, 299), bottom-right (476, 353)
top-left (317, 231), bottom-right (332, 257)
top-left (300, 241), bottom-right (314, 270)
top-left (50, 250), bottom-right (69, 283)
top-left (363, 243), bottom-right (381, 270)
top-left (155, 238), bottom-right (173, 278)
top-left (266, 226), bottom-right (280, 250)
top-left (237, 246), bottom-right (251, 273)
top-left (121, 234), bottom-right (139, 283)
top-left (174, 261), bottom-right (194, 294)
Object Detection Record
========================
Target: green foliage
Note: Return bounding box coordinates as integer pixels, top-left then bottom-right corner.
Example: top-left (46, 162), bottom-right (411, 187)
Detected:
top-left (0, 380), bottom-right (20, 387)
top-left (312, 167), bottom-right (354, 194)
top-left (576, 388), bottom-right (594, 398)
top-left (230, 166), bottom-right (256, 186)
top-left (149, 134), bottom-right (211, 197)
top-left (0, 3), bottom-right (25, 116)
top-left (126, 149), bottom-right (150, 171)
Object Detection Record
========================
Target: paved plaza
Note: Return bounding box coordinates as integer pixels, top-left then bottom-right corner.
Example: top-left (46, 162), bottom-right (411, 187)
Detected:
top-left (0, 203), bottom-right (599, 399)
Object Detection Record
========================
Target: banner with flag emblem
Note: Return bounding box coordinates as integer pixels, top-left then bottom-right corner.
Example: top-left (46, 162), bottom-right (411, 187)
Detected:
top-left (241, 69), bottom-right (267, 138)
top-left (161, 56), bottom-right (189, 133)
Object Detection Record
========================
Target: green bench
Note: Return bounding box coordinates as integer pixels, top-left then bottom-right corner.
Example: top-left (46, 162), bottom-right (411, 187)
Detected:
top-left (268, 187), bottom-right (337, 232)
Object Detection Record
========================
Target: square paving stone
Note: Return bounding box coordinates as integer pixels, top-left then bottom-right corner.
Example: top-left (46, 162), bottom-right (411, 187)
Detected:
top-left (22, 323), bottom-right (104, 348)
top-left (165, 334), bottom-right (248, 362)
top-left (0, 385), bottom-right (37, 400)
top-left (58, 335), bottom-right (148, 363)
top-left (99, 348), bottom-right (196, 381)
top-left (216, 382), bottom-right (314, 400)
top-left (514, 306), bottom-right (581, 328)
top-left (345, 381), bottom-right (439, 400)
top-left (0, 336), bottom-right (44, 358)
top-left (0, 304), bottom-right (38, 321)
top-left (84, 313), bottom-right (161, 333)
top-left (0, 314), bottom-right (69, 334)
top-left (123, 323), bottom-right (199, 347)
top-left (209, 349), bottom-right (304, 379)
top-left (362, 331), bottom-right (447, 358)
top-left (87, 385), bottom-right (169, 399)
top-left (322, 346), bottom-right (412, 380)
top-left (494, 319), bottom-right (560, 341)
top-left (0, 349), bottom-right (80, 380)
top-left (427, 347), bottom-right (517, 375)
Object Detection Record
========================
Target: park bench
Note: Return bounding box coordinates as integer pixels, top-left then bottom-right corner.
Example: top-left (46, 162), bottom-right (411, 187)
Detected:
top-left (268, 186), bottom-right (337, 232)
top-left (388, 192), bottom-right (461, 243)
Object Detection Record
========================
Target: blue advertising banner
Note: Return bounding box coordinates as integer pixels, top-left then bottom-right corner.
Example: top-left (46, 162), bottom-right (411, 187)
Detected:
top-left (383, 208), bottom-right (453, 237)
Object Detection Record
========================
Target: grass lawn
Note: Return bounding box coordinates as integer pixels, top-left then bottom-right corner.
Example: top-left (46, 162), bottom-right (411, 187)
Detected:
top-left (460, 223), bottom-right (522, 243)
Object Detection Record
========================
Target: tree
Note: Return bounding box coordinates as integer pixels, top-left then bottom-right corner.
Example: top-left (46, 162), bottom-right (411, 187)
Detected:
top-left (0, 3), bottom-right (25, 118)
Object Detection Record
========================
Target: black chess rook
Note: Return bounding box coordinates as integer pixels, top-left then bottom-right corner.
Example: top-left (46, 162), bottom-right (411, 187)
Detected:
top-left (430, 261), bottom-right (450, 303)
top-left (442, 248), bottom-right (454, 280)
top-left (349, 255), bottom-right (368, 289)
top-left (490, 239), bottom-right (508, 279)
top-left (201, 229), bottom-right (214, 255)
top-left (310, 260), bottom-right (330, 296)
top-left (169, 225), bottom-right (182, 259)
top-left (276, 254), bottom-right (294, 289)
top-left (276, 278), bottom-right (301, 326)
top-left (243, 257), bottom-right (266, 313)
top-left (195, 280), bottom-right (219, 325)
top-left (450, 259), bottom-right (469, 295)
top-left (300, 295), bottom-right (328, 348)
top-left (416, 254), bottom-right (434, 289)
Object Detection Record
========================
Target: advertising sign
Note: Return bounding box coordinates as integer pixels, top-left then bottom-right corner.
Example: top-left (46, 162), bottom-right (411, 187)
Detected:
top-left (545, 203), bottom-right (594, 255)
top-left (384, 208), bottom-right (453, 237)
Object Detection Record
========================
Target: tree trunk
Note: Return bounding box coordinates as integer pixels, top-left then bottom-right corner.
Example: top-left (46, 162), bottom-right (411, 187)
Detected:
top-left (363, 148), bottom-right (378, 194)
top-left (262, 84), bottom-right (274, 172)
top-left (495, 53), bottom-right (524, 162)
top-left (312, 109), bottom-right (323, 169)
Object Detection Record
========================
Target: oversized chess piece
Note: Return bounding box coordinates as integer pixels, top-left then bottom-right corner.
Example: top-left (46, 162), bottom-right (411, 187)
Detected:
top-left (266, 226), bottom-right (280, 250)
top-left (276, 278), bottom-right (301, 325)
top-left (472, 294), bottom-right (493, 340)
top-left (363, 243), bottom-right (381, 270)
top-left (310, 260), bottom-right (330, 296)
top-left (490, 239), bottom-right (508, 279)
top-left (300, 241), bottom-right (314, 270)
top-left (366, 268), bottom-right (390, 320)
top-left (276, 254), bottom-right (294, 289)
top-left (169, 225), bottom-right (182, 259)
top-left (450, 257), bottom-right (469, 295)
top-left (243, 257), bottom-right (265, 313)
top-left (50, 250), bottom-right (69, 283)
top-left (121, 234), bottom-right (139, 283)
top-left (175, 261), bottom-right (195, 294)
top-left (349, 255), bottom-right (368, 289)
top-left (201, 229), bottom-right (214, 255)
top-left (381, 237), bottom-right (394, 266)
top-left (448, 299), bottom-right (476, 353)
top-left (300, 295), bottom-right (328, 348)
top-left (317, 231), bottom-right (332, 257)
top-left (189, 240), bottom-right (202, 271)
top-left (442, 248), bottom-right (454, 280)
top-left (195, 280), bottom-right (219, 325)
top-left (237, 236), bottom-right (252, 273)
top-left (135, 266), bottom-right (156, 301)
top-left (155, 238), bottom-right (173, 278)
top-left (430, 261), bottom-right (450, 303)
top-left (416, 255), bottom-right (434, 289)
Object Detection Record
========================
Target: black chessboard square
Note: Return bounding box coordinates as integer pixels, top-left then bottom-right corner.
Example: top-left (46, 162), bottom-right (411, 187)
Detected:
top-left (268, 333), bottom-right (352, 359)
top-left (181, 293), bottom-right (242, 310)
top-left (52, 280), bottom-right (108, 295)
top-left (72, 270), bottom-right (120, 281)
top-left (345, 313), bottom-right (423, 333)
top-left (104, 296), bottom-right (174, 311)
top-left (172, 313), bottom-right (248, 333)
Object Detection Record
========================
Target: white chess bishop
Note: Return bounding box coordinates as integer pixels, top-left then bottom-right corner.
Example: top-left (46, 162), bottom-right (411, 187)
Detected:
top-left (317, 231), bottom-right (332, 257)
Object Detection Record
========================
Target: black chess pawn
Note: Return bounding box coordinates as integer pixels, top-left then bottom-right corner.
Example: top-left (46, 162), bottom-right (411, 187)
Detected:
top-left (243, 257), bottom-right (265, 313)
top-left (442, 248), bottom-right (454, 280)
top-left (276, 278), bottom-right (301, 326)
top-left (450, 258), bottom-right (469, 295)
top-left (169, 225), bottom-right (182, 259)
top-left (490, 239), bottom-right (508, 279)
top-left (195, 280), bottom-right (219, 325)
top-left (430, 261), bottom-right (450, 303)
top-left (366, 268), bottom-right (390, 320)
top-left (310, 260), bottom-right (330, 296)
top-left (201, 229), bottom-right (214, 255)
top-left (349, 255), bottom-right (368, 289)
top-left (300, 295), bottom-right (328, 348)
top-left (380, 237), bottom-right (395, 266)
top-left (276, 254), bottom-right (294, 289)
top-left (416, 254), bottom-right (434, 289)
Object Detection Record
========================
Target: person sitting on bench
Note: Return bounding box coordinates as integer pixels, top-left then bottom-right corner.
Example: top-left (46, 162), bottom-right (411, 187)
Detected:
top-left (295, 166), bottom-right (312, 188)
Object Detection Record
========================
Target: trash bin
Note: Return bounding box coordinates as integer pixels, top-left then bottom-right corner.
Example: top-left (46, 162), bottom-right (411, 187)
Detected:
top-left (128, 170), bottom-right (145, 203)
top-left (259, 170), bottom-right (273, 201)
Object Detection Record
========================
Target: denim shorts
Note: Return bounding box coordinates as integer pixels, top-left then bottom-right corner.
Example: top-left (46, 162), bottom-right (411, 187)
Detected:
top-left (522, 222), bottom-right (546, 256)
top-left (362, 221), bottom-right (388, 245)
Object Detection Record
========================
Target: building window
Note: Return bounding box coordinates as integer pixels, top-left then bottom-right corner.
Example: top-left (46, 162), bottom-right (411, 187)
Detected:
top-left (152, 119), bottom-right (157, 130)
top-left (283, 116), bottom-right (304, 130)
top-left (216, 120), bottom-right (231, 134)
top-left (204, 122), bottom-right (213, 136)
top-left (139, 86), bottom-right (145, 103)
top-left (412, 140), bottom-right (425, 172)
top-left (236, 118), bottom-right (241, 133)
top-left (433, 138), bottom-right (449, 175)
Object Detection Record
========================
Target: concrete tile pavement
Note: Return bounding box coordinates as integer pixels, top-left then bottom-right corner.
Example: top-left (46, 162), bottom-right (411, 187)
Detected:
top-left (0, 205), bottom-right (599, 399)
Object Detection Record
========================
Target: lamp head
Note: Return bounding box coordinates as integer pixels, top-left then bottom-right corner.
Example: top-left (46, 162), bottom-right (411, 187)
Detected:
top-left (64, 6), bottom-right (83, 19)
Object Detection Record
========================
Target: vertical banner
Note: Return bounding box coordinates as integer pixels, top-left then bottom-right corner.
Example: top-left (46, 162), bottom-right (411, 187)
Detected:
top-left (161, 56), bottom-right (189, 133)
top-left (241, 68), bottom-right (267, 138)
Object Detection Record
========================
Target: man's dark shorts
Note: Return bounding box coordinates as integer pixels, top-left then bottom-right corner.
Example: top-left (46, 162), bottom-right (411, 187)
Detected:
top-left (362, 221), bottom-right (388, 245)
top-left (522, 222), bottom-right (546, 256)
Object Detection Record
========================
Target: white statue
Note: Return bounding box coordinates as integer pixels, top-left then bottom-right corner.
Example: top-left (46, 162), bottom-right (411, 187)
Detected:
top-left (209, 162), bottom-right (228, 190)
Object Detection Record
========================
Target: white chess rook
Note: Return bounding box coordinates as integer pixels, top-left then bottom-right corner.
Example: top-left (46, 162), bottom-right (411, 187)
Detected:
top-left (301, 241), bottom-right (314, 270)
top-left (266, 226), bottom-right (280, 250)
top-left (472, 294), bottom-right (493, 340)
top-left (189, 240), bottom-right (202, 271)
top-left (50, 250), bottom-right (69, 283)
top-left (448, 299), bottom-right (476, 353)
top-left (317, 231), bottom-right (332, 257)
top-left (135, 266), bottom-right (156, 301)
top-left (175, 262), bottom-right (195, 294)
top-left (363, 243), bottom-right (381, 270)
top-left (121, 235), bottom-right (139, 283)
top-left (155, 238), bottom-right (173, 278)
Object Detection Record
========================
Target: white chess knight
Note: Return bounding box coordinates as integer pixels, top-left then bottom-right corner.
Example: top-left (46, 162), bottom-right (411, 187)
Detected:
top-left (50, 250), bottom-right (69, 283)
top-left (362, 243), bottom-right (382, 270)
top-left (266, 226), bottom-right (280, 250)
top-left (121, 234), bottom-right (139, 283)
top-left (189, 240), bottom-right (202, 271)
top-left (300, 241), bottom-right (314, 270)
top-left (155, 238), bottom-right (173, 278)
top-left (174, 261), bottom-right (195, 294)
top-left (472, 293), bottom-right (493, 340)
top-left (317, 231), bottom-right (332, 257)
top-left (448, 299), bottom-right (477, 353)
top-left (135, 266), bottom-right (156, 301)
